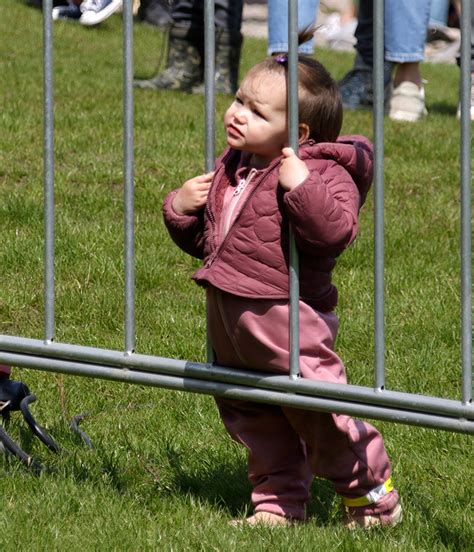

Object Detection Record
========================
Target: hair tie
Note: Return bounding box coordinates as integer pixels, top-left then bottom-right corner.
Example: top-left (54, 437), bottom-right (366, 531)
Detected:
top-left (274, 54), bottom-right (288, 64)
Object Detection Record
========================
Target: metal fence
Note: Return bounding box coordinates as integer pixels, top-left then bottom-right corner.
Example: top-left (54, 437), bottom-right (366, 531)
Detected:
top-left (0, 0), bottom-right (472, 434)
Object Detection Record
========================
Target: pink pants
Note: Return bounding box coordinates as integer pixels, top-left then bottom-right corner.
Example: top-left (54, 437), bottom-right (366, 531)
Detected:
top-left (0, 365), bottom-right (11, 377)
top-left (207, 288), bottom-right (398, 520)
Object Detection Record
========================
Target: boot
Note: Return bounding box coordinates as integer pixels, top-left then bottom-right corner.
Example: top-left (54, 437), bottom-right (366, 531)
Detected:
top-left (137, 0), bottom-right (172, 29)
top-left (134, 23), bottom-right (203, 92)
top-left (192, 30), bottom-right (243, 95)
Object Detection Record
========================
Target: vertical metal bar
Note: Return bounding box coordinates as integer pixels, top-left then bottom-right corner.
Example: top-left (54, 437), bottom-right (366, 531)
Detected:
top-left (204, 0), bottom-right (215, 172)
top-left (43, 0), bottom-right (55, 344)
top-left (459, 0), bottom-right (472, 404)
top-left (123, 0), bottom-right (135, 354)
top-left (288, 0), bottom-right (300, 380)
top-left (373, 0), bottom-right (385, 390)
top-left (204, 0), bottom-right (215, 362)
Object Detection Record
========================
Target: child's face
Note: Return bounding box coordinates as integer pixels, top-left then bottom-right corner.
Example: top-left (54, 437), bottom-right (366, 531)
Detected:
top-left (224, 71), bottom-right (288, 166)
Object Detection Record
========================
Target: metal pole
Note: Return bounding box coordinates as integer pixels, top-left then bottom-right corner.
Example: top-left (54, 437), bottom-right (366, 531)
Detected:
top-left (373, 0), bottom-right (385, 390)
top-left (204, 0), bottom-right (215, 172)
top-left (288, 0), bottom-right (300, 380)
top-left (204, 0), bottom-right (215, 362)
top-left (123, 0), bottom-right (135, 354)
top-left (1, 334), bottom-right (473, 421)
top-left (43, 0), bottom-right (55, 344)
top-left (459, 0), bottom-right (472, 405)
top-left (0, 351), bottom-right (472, 434)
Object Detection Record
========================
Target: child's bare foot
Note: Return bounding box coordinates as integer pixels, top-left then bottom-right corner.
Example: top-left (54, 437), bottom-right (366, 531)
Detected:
top-left (343, 503), bottom-right (403, 530)
top-left (230, 511), bottom-right (293, 527)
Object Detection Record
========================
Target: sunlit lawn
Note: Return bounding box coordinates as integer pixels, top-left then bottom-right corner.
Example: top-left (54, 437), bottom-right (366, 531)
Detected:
top-left (0, 2), bottom-right (472, 550)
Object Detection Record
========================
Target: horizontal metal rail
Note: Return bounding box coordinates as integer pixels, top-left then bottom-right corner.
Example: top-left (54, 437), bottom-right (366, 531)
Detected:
top-left (0, 336), bottom-right (472, 434)
top-left (7, 1), bottom-right (467, 441)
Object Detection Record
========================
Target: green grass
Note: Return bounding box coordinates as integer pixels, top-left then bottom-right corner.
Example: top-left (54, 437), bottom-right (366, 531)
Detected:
top-left (0, 1), bottom-right (473, 550)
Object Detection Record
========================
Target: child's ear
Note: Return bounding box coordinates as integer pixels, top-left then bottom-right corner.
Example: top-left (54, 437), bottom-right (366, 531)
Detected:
top-left (298, 123), bottom-right (310, 143)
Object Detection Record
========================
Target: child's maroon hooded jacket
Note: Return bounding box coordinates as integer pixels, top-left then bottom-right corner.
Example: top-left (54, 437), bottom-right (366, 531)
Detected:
top-left (162, 135), bottom-right (373, 312)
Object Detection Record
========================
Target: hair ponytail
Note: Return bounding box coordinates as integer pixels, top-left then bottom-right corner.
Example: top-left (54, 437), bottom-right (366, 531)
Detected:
top-left (298, 25), bottom-right (317, 48)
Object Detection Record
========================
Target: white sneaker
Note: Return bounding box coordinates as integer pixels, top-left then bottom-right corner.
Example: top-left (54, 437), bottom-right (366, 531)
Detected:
top-left (80, 0), bottom-right (122, 26)
top-left (389, 81), bottom-right (428, 122)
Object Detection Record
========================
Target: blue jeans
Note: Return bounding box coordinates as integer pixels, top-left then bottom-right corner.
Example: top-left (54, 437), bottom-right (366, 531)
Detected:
top-left (429, 0), bottom-right (449, 27)
top-left (355, 0), bottom-right (432, 66)
top-left (267, 0), bottom-right (319, 55)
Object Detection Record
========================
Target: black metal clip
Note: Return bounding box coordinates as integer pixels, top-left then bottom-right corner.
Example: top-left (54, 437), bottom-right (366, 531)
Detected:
top-left (0, 379), bottom-right (60, 470)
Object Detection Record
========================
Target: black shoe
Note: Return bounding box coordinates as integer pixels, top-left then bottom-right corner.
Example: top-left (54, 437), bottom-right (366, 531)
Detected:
top-left (339, 56), bottom-right (392, 110)
top-left (52, 2), bottom-right (82, 21)
top-left (134, 24), bottom-right (203, 92)
top-left (138, 0), bottom-right (172, 29)
top-left (191, 30), bottom-right (242, 95)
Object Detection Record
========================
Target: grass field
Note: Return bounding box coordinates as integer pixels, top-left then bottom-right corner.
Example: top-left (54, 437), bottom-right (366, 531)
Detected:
top-left (0, 1), bottom-right (473, 550)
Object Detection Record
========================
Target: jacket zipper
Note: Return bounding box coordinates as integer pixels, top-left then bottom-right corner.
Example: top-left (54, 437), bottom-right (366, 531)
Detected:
top-left (205, 157), bottom-right (281, 269)
top-left (204, 164), bottom-right (224, 267)
top-left (222, 168), bottom-right (257, 237)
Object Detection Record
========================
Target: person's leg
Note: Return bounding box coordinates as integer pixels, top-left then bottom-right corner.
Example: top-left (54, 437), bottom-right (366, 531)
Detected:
top-left (187, 0), bottom-right (244, 94)
top-left (383, 0), bottom-right (431, 121)
top-left (456, 0), bottom-right (474, 72)
top-left (169, 0), bottom-right (200, 23)
top-left (207, 0), bottom-right (244, 94)
top-left (52, 0), bottom-right (82, 21)
top-left (455, 0), bottom-right (474, 119)
top-left (385, 0), bottom-right (431, 72)
top-left (215, 0), bottom-right (243, 36)
top-left (171, 0), bottom-right (243, 32)
top-left (386, 1), bottom-right (431, 121)
top-left (282, 406), bottom-right (400, 529)
top-left (216, 397), bottom-right (313, 521)
top-left (428, 0), bottom-right (457, 43)
top-left (267, 0), bottom-right (319, 55)
top-left (469, 0), bottom-right (474, 73)
top-left (134, 0), bottom-right (203, 91)
top-left (353, 0), bottom-right (373, 66)
top-left (209, 290), bottom-right (399, 526)
top-left (385, 0), bottom-right (430, 88)
top-left (134, 25), bottom-right (203, 91)
top-left (471, 0), bottom-right (474, 73)
top-left (339, 0), bottom-right (393, 109)
top-left (280, 308), bottom-right (399, 523)
top-left (135, 0), bottom-right (243, 93)
top-left (430, 0), bottom-right (450, 27)
top-left (137, 0), bottom-right (173, 28)
top-left (207, 289), bottom-right (312, 521)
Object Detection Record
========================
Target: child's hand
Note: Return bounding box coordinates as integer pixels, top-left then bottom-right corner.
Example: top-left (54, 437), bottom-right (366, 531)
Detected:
top-left (172, 172), bottom-right (214, 215)
top-left (279, 147), bottom-right (309, 191)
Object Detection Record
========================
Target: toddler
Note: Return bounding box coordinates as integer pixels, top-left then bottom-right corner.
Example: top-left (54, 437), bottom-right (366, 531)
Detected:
top-left (162, 31), bottom-right (401, 529)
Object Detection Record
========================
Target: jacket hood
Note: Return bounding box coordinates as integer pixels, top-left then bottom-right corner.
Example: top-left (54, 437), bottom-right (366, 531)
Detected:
top-left (299, 136), bottom-right (374, 205)
top-left (299, 135), bottom-right (373, 207)
top-left (216, 134), bottom-right (373, 208)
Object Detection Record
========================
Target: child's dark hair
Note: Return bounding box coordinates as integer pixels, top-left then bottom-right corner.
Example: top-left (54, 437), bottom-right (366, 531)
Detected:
top-left (247, 28), bottom-right (343, 143)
